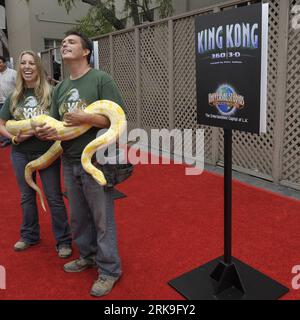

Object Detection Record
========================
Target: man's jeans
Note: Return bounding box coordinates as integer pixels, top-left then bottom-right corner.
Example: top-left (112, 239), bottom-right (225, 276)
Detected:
top-left (11, 149), bottom-right (72, 246)
top-left (62, 159), bottom-right (121, 278)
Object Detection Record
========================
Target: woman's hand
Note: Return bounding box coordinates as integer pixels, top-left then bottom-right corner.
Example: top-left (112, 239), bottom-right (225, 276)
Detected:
top-left (15, 129), bottom-right (35, 143)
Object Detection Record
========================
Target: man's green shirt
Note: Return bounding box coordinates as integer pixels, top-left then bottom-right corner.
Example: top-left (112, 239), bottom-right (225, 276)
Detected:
top-left (51, 69), bottom-right (125, 163)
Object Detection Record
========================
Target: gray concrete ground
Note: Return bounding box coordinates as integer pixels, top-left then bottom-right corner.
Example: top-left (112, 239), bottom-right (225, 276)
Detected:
top-left (205, 164), bottom-right (300, 201)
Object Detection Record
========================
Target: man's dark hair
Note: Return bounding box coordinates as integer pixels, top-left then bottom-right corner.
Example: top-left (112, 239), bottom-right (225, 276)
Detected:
top-left (65, 31), bottom-right (93, 64)
top-left (0, 56), bottom-right (6, 64)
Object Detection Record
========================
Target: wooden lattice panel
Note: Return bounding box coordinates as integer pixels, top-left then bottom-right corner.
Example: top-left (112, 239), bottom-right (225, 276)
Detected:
top-left (281, 0), bottom-right (300, 185)
top-left (97, 37), bottom-right (111, 74)
top-left (173, 14), bottom-right (214, 163)
top-left (217, 0), bottom-right (280, 178)
top-left (85, 0), bottom-right (298, 189)
top-left (140, 24), bottom-right (170, 129)
top-left (112, 32), bottom-right (137, 131)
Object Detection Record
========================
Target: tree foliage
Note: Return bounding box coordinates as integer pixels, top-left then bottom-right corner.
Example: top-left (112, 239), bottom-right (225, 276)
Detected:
top-left (58, 0), bottom-right (173, 37)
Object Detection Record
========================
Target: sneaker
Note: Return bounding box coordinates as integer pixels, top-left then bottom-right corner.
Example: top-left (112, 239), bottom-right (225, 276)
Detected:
top-left (57, 245), bottom-right (72, 259)
top-left (13, 240), bottom-right (31, 251)
top-left (63, 257), bottom-right (96, 272)
top-left (90, 275), bottom-right (119, 297)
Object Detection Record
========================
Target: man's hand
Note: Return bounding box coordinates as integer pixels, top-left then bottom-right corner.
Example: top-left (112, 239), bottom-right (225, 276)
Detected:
top-left (63, 110), bottom-right (88, 127)
top-left (34, 123), bottom-right (59, 141)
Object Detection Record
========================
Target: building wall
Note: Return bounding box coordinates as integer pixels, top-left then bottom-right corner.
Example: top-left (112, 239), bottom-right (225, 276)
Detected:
top-left (181, 0), bottom-right (234, 12)
top-left (0, 3), bottom-right (7, 56)
top-left (114, 0), bottom-right (240, 27)
top-left (172, 0), bottom-right (229, 14)
top-left (5, 0), bottom-right (89, 65)
top-left (5, 0), bottom-right (31, 64)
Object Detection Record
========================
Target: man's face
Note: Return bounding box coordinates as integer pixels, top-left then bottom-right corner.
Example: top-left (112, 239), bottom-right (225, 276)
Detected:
top-left (60, 35), bottom-right (89, 62)
top-left (0, 59), bottom-right (6, 72)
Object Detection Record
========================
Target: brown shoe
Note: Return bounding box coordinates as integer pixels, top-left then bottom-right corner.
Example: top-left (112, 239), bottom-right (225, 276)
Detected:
top-left (63, 258), bottom-right (96, 272)
top-left (57, 245), bottom-right (72, 259)
top-left (90, 275), bottom-right (119, 297)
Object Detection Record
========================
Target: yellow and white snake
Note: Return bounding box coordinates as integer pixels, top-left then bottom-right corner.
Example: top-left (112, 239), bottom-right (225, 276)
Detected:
top-left (5, 100), bottom-right (127, 211)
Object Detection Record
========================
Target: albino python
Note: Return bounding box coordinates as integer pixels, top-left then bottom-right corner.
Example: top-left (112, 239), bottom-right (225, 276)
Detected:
top-left (5, 100), bottom-right (127, 211)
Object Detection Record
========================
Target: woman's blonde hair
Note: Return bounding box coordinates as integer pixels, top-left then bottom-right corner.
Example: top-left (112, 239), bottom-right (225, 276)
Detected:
top-left (10, 50), bottom-right (52, 114)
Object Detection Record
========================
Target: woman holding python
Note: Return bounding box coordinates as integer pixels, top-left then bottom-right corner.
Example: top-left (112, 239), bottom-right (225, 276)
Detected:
top-left (0, 50), bottom-right (72, 258)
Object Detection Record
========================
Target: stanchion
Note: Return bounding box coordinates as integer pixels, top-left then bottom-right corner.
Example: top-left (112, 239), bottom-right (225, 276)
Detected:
top-left (168, 129), bottom-right (289, 300)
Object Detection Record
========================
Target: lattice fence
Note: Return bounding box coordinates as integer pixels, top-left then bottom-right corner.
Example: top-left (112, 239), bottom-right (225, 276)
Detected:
top-left (94, 0), bottom-right (300, 190)
top-left (174, 13), bottom-right (214, 164)
top-left (112, 31), bottom-right (137, 132)
top-left (218, 0), bottom-right (280, 180)
top-left (41, 0), bottom-right (300, 190)
top-left (281, 0), bottom-right (300, 188)
top-left (98, 36), bottom-right (111, 75)
top-left (140, 23), bottom-right (170, 131)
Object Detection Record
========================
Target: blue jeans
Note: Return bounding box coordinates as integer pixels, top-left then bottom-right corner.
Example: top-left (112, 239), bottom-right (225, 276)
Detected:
top-left (11, 149), bottom-right (72, 246)
top-left (62, 159), bottom-right (121, 278)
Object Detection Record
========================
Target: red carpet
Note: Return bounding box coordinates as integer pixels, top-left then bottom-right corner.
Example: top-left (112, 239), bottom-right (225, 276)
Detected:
top-left (0, 146), bottom-right (300, 300)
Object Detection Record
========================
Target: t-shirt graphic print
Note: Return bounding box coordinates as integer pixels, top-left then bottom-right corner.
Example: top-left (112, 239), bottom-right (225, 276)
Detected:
top-left (13, 95), bottom-right (50, 120)
top-left (58, 88), bottom-right (88, 118)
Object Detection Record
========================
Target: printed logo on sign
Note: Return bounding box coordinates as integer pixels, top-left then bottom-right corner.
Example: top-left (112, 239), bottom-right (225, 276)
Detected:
top-left (197, 22), bottom-right (259, 54)
top-left (208, 84), bottom-right (245, 116)
top-left (0, 265), bottom-right (6, 290)
top-left (291, 265), bottom-right (300, 290)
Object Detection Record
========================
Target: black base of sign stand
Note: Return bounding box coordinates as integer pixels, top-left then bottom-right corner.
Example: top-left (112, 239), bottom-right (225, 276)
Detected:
top-left (168, 129), bottom-right (289, 300)
top-left (168, 256), bottom-right (289, 300)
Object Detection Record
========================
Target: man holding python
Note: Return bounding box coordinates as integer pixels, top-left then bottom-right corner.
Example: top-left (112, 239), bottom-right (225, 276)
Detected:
top-left (35, 31), bottom-right (125, 297)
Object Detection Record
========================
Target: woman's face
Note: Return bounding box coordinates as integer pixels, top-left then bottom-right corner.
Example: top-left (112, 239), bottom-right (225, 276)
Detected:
top-left (20, 54), bottom-right (38, 87)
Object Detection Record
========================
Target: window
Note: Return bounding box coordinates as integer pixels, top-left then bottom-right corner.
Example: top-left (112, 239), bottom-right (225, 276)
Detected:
top-left (44, 39), bottom-right (62, 62)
